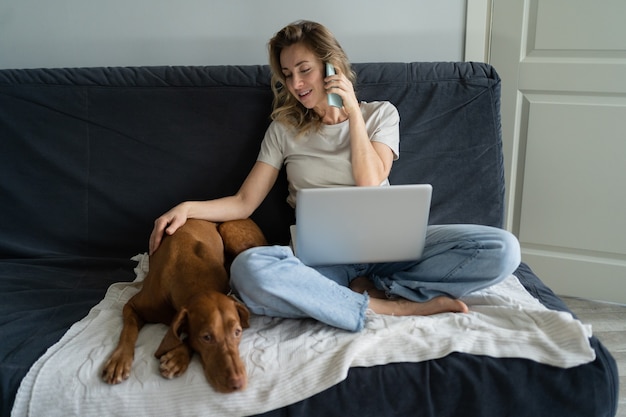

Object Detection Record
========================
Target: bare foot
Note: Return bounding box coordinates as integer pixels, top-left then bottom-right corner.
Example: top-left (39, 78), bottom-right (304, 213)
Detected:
top-left (350, 276), bottom-right (469, 317)
top-left (368, 296), bottom-right (468, 317)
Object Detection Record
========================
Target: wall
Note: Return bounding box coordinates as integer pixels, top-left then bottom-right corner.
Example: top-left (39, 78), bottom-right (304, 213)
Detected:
top-left (0, 0), bottom-right (466, 69)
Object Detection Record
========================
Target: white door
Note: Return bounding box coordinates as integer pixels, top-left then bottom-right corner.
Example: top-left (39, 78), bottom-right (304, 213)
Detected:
top-left (486, 0), bottom-right (626, 304)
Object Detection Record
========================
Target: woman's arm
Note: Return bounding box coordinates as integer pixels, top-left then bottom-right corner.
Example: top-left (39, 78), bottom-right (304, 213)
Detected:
top-left (149, 161), bottom-right (279, 254)
top-left (347, 113), bottom-right (395, 186)
top-left (326, 69), bottom-right (395, 186)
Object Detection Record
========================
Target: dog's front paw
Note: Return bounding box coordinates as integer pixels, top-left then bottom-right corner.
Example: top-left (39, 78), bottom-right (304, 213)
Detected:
top-left (158, 344), bottom-right (191, 379)
top-left (102, 348), bottom-right (133, 384)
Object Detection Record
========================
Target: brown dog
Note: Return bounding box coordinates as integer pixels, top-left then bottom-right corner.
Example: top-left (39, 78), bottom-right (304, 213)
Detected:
top-left (101, 218), bottom-right (267, 393)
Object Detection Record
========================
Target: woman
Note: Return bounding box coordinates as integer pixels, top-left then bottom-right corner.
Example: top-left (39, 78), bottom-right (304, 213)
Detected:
top-left (149, 20), bottom-right (521, 332)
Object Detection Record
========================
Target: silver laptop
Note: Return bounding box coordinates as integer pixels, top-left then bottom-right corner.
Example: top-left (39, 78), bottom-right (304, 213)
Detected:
top-left (290, 184), bottom-right (432, 266)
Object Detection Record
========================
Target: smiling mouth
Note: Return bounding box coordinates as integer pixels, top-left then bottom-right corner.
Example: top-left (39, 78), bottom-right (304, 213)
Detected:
top-left (298, 90), bottom-right (312, 98)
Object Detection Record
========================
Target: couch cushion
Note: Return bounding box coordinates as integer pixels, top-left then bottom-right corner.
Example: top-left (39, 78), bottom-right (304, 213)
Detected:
top-left (0, 62), bottom-right (502, 259)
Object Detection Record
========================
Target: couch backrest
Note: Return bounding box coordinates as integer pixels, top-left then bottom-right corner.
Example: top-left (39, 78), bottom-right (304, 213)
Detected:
top-left (0, 62), bottom-right (503, 259)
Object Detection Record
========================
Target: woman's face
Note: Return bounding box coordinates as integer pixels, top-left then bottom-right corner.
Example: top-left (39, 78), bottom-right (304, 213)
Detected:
top-left (279, 43), bottom-right (327, 110)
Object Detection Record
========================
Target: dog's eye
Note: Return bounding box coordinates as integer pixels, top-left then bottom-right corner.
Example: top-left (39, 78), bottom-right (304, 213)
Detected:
top-left (201, 333), bottom-right (212, 342)
top-left (234, 328), bottom-right (242, 338)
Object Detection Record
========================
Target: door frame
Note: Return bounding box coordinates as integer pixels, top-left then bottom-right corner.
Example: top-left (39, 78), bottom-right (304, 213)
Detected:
top-left (465, 0), bottom-right (492, 63)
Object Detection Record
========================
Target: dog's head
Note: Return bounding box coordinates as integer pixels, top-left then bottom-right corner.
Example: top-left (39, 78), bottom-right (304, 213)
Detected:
top-left (158, 292), bottom-right (250, 393)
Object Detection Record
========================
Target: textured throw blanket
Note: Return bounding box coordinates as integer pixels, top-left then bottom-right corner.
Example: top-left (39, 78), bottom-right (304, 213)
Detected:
top-left (13, 254), bottom-right (595, 417)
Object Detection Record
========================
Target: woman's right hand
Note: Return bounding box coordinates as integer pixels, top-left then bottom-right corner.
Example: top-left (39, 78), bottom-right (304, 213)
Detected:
top-left (149, 202), bottom-right (190, 255)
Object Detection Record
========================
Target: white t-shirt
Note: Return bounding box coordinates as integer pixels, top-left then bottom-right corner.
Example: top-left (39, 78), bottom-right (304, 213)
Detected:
top-left (257, 101), bottom-right (400, 207)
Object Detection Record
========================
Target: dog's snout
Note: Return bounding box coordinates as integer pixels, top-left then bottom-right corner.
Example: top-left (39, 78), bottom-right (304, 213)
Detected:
top-left (210, 366), bottom-right (247, 393)
top-left (229, 372), bottom-right (246, 391)
top-left (200, 340), bottom-right (248, 393)
top-left (222, 348), bottom-right (247, 392)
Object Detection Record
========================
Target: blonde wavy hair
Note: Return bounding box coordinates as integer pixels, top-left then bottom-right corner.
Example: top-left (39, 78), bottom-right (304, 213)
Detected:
top-left (268, 20), bottom-right (357, 135)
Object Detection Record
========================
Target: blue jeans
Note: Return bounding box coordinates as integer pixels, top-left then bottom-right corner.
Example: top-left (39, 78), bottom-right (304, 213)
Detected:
top-left (230, 224), bottom-right (521, 332)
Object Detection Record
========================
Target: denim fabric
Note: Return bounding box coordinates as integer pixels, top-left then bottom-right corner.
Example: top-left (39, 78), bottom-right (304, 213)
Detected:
top-left (230, 224), bottom-right (520, 332)
top-left (230, 245), bottom-right (370, 332)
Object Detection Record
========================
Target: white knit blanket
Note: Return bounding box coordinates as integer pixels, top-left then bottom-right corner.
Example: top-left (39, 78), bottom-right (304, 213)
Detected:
top-left (13, 254), bottom-right (595, 417)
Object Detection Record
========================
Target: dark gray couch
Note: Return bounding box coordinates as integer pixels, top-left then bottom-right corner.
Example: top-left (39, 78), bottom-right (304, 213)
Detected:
top-left (0, 62), bottom-right (618, 417)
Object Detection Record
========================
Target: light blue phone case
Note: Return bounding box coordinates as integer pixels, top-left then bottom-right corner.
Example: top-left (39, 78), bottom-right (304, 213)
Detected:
top-left (325, 63), bottom-right (343, 108)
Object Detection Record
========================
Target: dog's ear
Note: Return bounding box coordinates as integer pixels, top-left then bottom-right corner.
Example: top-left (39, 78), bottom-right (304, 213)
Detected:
top-left (154, 308), bottom-right (189, 358)
top-left (235, 302), bottom-right (250, 329)
top-left (170, 308), bottom-right (189, 338)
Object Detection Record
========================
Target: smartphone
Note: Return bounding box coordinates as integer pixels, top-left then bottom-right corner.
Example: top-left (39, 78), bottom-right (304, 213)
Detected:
top-left (325, 63), bottom-right (343, 108)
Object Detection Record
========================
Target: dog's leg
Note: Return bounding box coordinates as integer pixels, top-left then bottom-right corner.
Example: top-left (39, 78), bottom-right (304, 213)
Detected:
top-left (157, 343), bottom-right (193, 379)
top-left (154, 308), bottom-right (193, 379)
top-left (218, 219), bottom-right (267, 272)
top-left (102, 301), bottom-right (145, 384)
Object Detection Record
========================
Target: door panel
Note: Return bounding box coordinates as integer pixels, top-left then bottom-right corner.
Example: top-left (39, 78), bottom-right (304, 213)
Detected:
top-left (490, 0), bottom-right (626, 303)
top-left (520, 98), bottom-right (626, 255)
